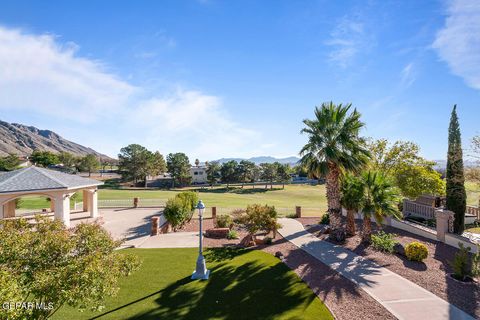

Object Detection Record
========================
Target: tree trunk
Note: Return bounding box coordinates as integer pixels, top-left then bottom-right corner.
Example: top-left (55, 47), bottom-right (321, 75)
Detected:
top-left (144, 176), bottom-right (148, 188)
top-left (346, 209), bottom-right (356, 237)
top-left (325, 163), bottom-right (342, 230)
top-left (362, 215), bottom-right (372, 244)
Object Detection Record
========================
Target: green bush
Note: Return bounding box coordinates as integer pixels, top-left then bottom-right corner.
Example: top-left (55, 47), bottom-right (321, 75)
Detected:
top-left (286, 213), bottom-right (298, 219)
top-left (320, 213), bottom-right (330, 225)
top-left (216, 214), bottom-right (234, 229)
top-left (451, 242), bottom-right (471, 281)
top-left (227, 229), bottom-right (238, 240)
top-left (163, 198), bottom-right (189, 231)
top-left (238, 204), bottom-right (279, 236)
top-left (175, 191), bottom-right (199, 211)
top-left (371, 231), bottom-right (398, 253)
top-left (473, 245), bottom-right (480, 277)
top-left (405, 242), bottom-right (428, 262)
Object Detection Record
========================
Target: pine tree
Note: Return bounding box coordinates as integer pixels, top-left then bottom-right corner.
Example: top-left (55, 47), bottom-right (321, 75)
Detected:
top-left (446, 105), bottom-right (467, 234)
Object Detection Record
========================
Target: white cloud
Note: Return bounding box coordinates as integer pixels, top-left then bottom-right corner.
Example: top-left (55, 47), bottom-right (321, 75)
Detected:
top-left (0, 26), bottom-right (264, 159)
top-left (400, 62), bottom-right (416, 88)
top-left (326, 16), bottom-right (372, 69)
top-left (433, 0), bottom-right (480, 90)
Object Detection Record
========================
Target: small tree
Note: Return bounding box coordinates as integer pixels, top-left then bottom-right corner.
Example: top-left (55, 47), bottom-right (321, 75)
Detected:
top-left (78, 154), bottom-right (100, 177)
top-left (30, 150), bottom-right (59, 167)
top-left (446, 105), bottom-right (467, 234)
top-left (0, 154), bottom-right (21, 171)
top-left (276, 163), bottom-right (292, 189)
top-left (238, 204), bottom-right (280, 243)
top-left (0, 217), bottom-right (141, 320)
top-left (220, 160), bottom-right (239, 188)
top-left (166, 153), bottom-right (191, 188)
top-left (260, 163), bottom-right (277, 189)
top-left (340, 173), bottom-right (364, 237)
top-left (58, 152), bottom-right (77, 169)
top-left (206, 161), bottom-right (221, 187)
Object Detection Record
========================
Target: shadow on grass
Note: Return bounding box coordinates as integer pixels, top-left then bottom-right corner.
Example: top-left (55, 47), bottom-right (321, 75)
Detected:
top-left (194, 187), bottom-right (284, 195)
top-left (123, 249), bottom-right (324, 320)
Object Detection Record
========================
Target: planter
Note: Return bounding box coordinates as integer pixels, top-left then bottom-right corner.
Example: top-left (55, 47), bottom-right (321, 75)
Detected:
top-left (205, 228), bottom-right (230, 239)
top-left (448, 273), bottom-right (478, 285)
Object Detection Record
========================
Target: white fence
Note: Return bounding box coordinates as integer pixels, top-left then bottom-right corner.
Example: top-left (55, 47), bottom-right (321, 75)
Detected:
top-left (74, 199), bottom-right (166, 210)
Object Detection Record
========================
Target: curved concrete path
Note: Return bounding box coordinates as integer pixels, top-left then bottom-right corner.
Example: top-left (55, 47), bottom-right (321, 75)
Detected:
top-left (277, 218), bottom-right (474, 320)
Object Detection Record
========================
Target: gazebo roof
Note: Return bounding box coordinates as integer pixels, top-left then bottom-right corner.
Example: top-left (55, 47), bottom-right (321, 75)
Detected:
top-left (0, 166), bottom-right (103, 194)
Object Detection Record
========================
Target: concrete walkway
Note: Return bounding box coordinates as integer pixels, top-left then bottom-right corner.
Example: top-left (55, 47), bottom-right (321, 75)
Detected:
top-left (277, 218), bottom-right (474, 320)
top-left (137, 232), bottom-right (199, 248)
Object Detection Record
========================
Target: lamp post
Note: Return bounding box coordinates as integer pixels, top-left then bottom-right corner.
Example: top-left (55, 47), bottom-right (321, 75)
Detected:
top-left (191, 200), bottom-right (210, 280)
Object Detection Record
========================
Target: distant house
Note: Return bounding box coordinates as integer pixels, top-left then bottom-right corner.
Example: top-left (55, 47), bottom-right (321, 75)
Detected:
top-left (190, 165), bottom-right (207, 184)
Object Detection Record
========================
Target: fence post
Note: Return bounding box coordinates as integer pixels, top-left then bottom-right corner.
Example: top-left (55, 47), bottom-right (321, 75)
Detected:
top-left (133, 197), bottom-right (139, 208)
top-left (212, 206), bottom-right (217, 220)
top-left (151, 216), bottom-right (159, 236)
top-left (435, 209), bottom-right (454, 242)
top-left (295, 206), bottom-right (301, 218)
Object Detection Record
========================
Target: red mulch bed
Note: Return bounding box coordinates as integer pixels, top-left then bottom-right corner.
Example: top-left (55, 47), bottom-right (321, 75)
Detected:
top-left (181, 218), bottom-right (395, 320)
top-left (297, 218), bottom-right (480, 319)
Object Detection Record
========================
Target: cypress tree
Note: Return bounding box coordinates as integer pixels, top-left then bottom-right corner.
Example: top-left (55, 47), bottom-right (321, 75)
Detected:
top-left (446, 105), bottom-right (467, 234)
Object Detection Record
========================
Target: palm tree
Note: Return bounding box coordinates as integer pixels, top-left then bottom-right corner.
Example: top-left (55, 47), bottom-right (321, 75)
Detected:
top-left (361, 171), bottom-right (400, 243)
top-left (340, 173), bottom-right (364, 237)
top-left (299, 102), bottom-right (370, 241)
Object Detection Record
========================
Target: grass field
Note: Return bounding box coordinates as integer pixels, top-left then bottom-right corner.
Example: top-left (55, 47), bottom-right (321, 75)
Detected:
top-left (52, 248), bottom-right (333, 320)
top-left (17, 184), bottom-right (329, 216)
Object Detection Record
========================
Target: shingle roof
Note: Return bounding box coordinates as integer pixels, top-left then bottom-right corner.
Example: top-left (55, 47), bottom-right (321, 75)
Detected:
top-left (0, 166), bottom-right (103, 194)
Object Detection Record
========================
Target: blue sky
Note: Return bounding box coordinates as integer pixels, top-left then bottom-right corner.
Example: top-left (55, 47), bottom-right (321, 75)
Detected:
top-left (0, 0), bottom-right (479, 161)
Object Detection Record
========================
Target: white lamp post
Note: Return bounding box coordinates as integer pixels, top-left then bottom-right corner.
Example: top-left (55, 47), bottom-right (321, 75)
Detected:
top-left (191, 200), bottom-right (210, 280)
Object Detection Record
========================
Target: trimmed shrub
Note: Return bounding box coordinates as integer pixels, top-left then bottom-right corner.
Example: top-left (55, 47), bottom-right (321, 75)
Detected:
top-left (175, 191), bottom-right (198, 211)
top-left (163, 198), bottom-right (189, 231)
top-left (227, 229), bottom-right (238, 240)
top-left (405, 242), bottom-right (428, 262)
top-left (451, 242), bottom-right (471, 281)
top-left (216, 215), bottom-right (234, 229)
top-left (319, 213), bottom-right (330, 225)
top-left (238, 204), bottom-right (279, 236)
top-left (371, 231), bottom-right (398, 253)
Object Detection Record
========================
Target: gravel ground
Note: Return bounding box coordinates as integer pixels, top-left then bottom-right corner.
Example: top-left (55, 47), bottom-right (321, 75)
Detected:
top-left (298, 218), bottom-right (480, 319)
top-left (181, 218), bottom-right (395, 320)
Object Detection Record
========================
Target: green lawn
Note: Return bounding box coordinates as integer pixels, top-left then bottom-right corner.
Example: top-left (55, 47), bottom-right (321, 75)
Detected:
top-left (17, 184), bottom-right (328, 215)
top-left (52, 248), bottom-right (333, 320)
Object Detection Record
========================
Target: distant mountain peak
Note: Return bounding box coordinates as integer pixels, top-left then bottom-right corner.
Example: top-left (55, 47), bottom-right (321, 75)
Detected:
top-left (0, 120), bottom-right (110, 159)
top-left (213, 156), bottom-right (300, 165)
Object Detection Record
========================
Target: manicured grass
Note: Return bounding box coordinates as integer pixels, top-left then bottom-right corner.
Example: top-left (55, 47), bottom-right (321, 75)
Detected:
top-left (18, 184), bottom-right (329, 216)
top-left (465, 227), bottom-right (480, 234)
top-left (52, 248), bottom-right (333, 320)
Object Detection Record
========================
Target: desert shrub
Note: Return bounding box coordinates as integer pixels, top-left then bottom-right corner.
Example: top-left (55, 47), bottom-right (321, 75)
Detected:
top-left (405, 242), bottom-right (428, 262)
top-left (227, 229), bottom-right (239, 240)
top-left (371, 231), bottom-right (398, 253)
top-left (451, 243), bottom-right (471, 281)
top-left (163, 198), bottom-right (190, 230)
top-left (320, 213), bottom-right (330, 225)
top-left (238, 204), bottom-right (280, 235)
top-left (216, 214), bottom-right (234, 229)
top-left (230, 208), bottom-right (246, 224)
top-left (286, 213), bottom-right (298, 219)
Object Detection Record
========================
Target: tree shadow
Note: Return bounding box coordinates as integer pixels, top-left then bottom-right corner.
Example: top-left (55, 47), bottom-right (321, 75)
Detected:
top-left (126, 250), bottom-right (323, 320)
top-left (195, 187), bottom-right (283, 194)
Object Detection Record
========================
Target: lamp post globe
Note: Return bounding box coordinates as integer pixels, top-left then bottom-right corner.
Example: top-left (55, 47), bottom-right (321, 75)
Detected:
top-left (191, 200), bottom-right (210, 280)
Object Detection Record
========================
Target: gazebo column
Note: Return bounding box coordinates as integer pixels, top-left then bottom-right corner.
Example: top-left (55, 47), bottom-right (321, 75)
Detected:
top-left (4, 201), bottom-right (16, 218)
top-left (86, 189), bottom-right (98, 218)
top-left (83, 190), bottom-right (90, 212)
top-left (0, 203), bottom-right (3, 219)
top-left (54, 193), bottom-right (71, 228)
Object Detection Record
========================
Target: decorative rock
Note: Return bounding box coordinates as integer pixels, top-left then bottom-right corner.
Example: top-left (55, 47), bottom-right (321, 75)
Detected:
top-left (205, 228), bottom-right (230, 238)
top-left (275, 251), bottom-right (284, 260)
top-left (394, 243), bottom-right (406, 256)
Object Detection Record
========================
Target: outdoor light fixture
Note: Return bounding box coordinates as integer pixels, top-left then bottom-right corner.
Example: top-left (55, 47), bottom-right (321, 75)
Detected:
top-left (191, 200), bottom-right (210, 280)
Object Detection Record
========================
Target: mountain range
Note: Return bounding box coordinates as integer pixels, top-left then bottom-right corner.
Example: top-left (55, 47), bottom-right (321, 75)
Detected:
top-left (0, 120), bottom-right (109, 159)
top-left (213, 156), bottom-right (300, 165)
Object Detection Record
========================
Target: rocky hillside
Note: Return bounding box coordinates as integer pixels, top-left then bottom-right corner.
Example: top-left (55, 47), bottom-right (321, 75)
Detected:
top-left (0, 120), bottom-right (110, 159)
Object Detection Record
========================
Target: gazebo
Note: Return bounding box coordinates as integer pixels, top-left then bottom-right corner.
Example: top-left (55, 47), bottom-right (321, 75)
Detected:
top-left (0, 166), bottom-right (103, 227)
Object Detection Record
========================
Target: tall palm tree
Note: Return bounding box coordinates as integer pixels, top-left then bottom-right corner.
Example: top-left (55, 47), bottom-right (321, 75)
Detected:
top-left (361, 171), bottom-right (400, 243)
top-left (299, 102), bottom-right (370, 241)
top-left (340, 173), bottom-right (364, 237)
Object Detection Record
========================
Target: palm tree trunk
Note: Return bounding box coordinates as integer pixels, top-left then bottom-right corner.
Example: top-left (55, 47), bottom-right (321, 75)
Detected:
top-left (362, 215), bottom-right (372, 244)
top-left (346, 209), bottom-right (356, 237)
top-left (325, 163), bottom-right (342, 230)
